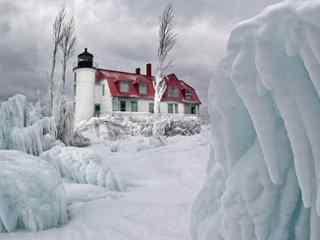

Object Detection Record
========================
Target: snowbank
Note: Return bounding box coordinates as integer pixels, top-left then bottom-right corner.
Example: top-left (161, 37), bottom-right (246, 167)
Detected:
top-left (41, 146), bottom-right (123, 191)
top-left (0, 95), bottom-right (56, 155)
top-left (191, 1), bottom-right (320, 240)
top-left (0, 150), bottom-right (68, 232)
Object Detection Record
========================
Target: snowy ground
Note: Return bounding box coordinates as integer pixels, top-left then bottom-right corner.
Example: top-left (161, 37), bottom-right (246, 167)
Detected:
top-left (0, 128), bottom-right (208, 240)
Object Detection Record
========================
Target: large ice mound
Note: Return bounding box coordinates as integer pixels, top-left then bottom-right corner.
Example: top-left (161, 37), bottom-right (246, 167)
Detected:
top-left (41, 146), bottom-right (123, 191)
top-left (191, 1), bottom-right (320, 240)
top-left (0, 150), bottom-right (68, 232)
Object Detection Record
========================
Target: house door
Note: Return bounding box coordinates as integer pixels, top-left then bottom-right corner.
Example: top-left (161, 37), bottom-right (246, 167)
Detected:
top-left (95, 104), bottom-right (101, 117)
top-left (191, 105), bottom-right (196, 114)
top-left (120, 100), bottom-right (126, 112)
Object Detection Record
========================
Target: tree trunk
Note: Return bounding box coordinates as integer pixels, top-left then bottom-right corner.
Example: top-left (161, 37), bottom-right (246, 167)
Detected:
top-left (49, 46), bottom-right (58, 115)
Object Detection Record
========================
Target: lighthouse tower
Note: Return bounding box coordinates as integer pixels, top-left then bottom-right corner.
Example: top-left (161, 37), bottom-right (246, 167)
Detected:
top-left (74, 48), bottom-right (96, 126)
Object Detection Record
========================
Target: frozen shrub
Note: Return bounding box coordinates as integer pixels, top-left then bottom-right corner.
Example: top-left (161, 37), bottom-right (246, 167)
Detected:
top-left (0, 95), bottom-right (56, 155)
top-left (70, 131), bottom-right (90, 147)
top-left (77, 114), bottom-right (201, 141)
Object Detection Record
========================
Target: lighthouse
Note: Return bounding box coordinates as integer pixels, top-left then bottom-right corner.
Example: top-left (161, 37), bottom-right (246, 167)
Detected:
top-left (74, 48), bottom-right (96, 126)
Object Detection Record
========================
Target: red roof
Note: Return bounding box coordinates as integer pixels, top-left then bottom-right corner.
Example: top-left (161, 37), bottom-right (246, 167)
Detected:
top-left (95, 69), bottom-right (201, 104)
top-left (162, 74), bottom-right (201, 104)
top-left (96, 68), bottom-right (154, 100)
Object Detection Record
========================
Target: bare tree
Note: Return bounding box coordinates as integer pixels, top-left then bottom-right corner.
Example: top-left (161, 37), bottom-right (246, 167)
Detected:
top-left (49, 7), bottom-right (65, 114)
top-left (55, 16), bottom-right (76, 144)
top-left (154, 3), bottom-right (177, 114)
top-left (59, 17), bottom-right (76, 93)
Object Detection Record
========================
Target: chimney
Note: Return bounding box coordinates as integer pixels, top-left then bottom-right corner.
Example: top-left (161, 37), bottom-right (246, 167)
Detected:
top-left (135, 68), bottom-right (141, 75)
top-left (146, 63), bottom-right (152, 78)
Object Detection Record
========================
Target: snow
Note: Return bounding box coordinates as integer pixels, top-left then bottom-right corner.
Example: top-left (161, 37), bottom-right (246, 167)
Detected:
top-left (41, 146), bottom-right (124, 191)
top-left (0, 150), bottom-right (67, 233)
top-left (191, 1), bottom-right (320, 240)
top-left (0, 127), bottom-right (208, 239)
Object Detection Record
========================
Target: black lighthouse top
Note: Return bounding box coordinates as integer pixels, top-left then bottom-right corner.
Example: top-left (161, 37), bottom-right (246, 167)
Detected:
top-left (77, 48), bottom-right (94, 68)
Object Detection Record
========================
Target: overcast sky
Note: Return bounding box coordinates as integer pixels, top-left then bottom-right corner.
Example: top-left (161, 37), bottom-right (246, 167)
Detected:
top-left (0, 0), bottom-right (280, 108)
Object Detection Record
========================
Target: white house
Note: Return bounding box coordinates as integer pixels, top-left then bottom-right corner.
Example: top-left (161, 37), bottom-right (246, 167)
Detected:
top-left (74, 48), bottom-right (201, 125)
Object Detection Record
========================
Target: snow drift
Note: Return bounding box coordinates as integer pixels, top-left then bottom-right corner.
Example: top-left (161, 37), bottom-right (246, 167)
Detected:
top-left (0, 95), bottom-right (56, 155)
top-left (0, 150), bottom-right (67, 232)
top-left (41, 146), bottom-right (123, 191)
top-left (191, 1), bottom-right (320, 240)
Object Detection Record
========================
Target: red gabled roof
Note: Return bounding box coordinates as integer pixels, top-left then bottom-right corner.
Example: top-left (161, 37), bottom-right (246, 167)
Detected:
top-left (96, 68), bottom-right (154, 99)
top-left (162, 74), bottom-right (201, 104)
top-left (95, 69), bottom-right (201, 104)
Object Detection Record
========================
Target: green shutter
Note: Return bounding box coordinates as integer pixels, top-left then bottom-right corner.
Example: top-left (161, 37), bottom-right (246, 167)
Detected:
top-left (102, 84), bottom-right (105, 96)
top-left (168, 103), bottom-right (173, 113)
top-left (174, 104), bottom-right (178, 113)
top-left (131, 101), bottom-right (138, 112)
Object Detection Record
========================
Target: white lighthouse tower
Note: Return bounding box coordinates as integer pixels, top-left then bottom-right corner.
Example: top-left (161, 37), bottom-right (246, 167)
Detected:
top-left (74, 48), bottom-right (96, 126)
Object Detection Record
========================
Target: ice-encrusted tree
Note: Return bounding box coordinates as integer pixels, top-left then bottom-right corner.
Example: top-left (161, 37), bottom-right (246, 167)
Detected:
top-left (49, 7), bottom-right (65, 115)
top-left (55, 15), bottom-right (76, 145)
top-left (153, 3), bottom-right (177, 114)
top-left (59, 16), bottom-right (76, 92)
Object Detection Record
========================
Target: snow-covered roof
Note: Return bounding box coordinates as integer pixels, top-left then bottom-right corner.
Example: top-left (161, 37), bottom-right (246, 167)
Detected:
top-left (96, 68), bottom-right (201, 104)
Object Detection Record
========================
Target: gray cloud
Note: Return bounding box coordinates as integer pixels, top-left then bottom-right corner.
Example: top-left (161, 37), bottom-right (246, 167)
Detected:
top-left (0, 0), bottom-right (280, 107)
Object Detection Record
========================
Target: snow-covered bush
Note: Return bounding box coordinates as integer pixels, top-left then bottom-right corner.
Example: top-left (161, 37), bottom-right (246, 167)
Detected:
top-left (10, 118), bottom-right (56, 156)
top-left (41, 146), bottom-right (123, 191)
top-left (153, 117), bottom-right (201, 136)
top-left (0, 150), bottom-right (68, 232)
top-left (0, 94), bottom-right (56, 155)
top-left (191, 1), bottom-right (320, 240)
top-left (77, 114), bottom-right (201, 142)
top-left (70, 130), bottom-right (90, 147)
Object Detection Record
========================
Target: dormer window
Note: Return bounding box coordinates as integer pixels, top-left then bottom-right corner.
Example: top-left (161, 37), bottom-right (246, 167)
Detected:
top-left (186, 90), bottom-right (192, 99)
top-left (120, 80), bottom-right (129, 93)
top-left (139, 83), bottom-right (147, 95)
top-left (168, 86), bottom-right (178, 97)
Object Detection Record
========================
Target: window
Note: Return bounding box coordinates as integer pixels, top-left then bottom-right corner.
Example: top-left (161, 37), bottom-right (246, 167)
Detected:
top-left (131, 101), bottom-right (138, 112)
top-left (120, 100), bottom-right (126, 112)
top-left (186, 90), bottom-right (192, 99)
top-left (139, 83), bottom-right (147, 95)
top-left (102, 83), bottom-right (105, 96)
top-left (185, 103), bottom-right (198, 114)
top-left (168, 86), bottom-right (178, 97)
top-left (149, 103), bottom-right (154, 113)
top-left (112, 97), bottom-right (118, 111)
top-left (168, 103), bottom-right (178, 114)
top-left (120, 81), bottom-right (129, 92)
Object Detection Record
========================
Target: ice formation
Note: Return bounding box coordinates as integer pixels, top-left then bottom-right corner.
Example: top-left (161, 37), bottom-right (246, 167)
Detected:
top-left (0, 95), bottom-right (56, 155)
top-left (0, 150), bottom-right (68, 232)
top-left (191, 1), bottom-right (320, 239)
top-left (41, 146), bottom-right (123, 191)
